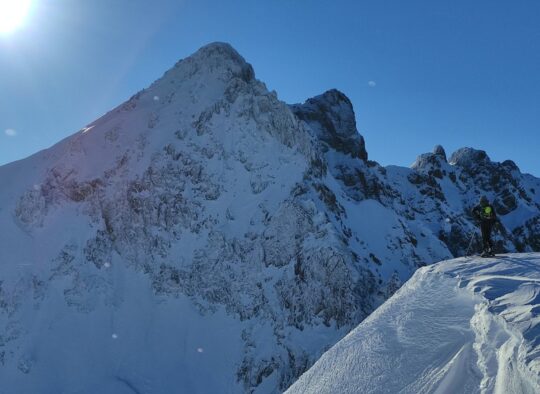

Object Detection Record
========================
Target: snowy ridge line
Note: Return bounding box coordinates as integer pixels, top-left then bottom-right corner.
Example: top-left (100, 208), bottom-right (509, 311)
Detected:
top-left (454, 256), bottom-right (540, 392)
top-left (425, 254), bottom-right (540, 393)
top-left (286, 253), bottom-right (540, 394)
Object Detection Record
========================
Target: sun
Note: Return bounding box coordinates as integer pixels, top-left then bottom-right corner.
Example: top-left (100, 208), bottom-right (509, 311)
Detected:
top-left (0, 0), bottom-right (32, 34)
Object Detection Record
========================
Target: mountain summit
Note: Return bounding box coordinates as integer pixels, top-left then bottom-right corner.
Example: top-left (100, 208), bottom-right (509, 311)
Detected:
top-left (1, 42), bottom-right (539, 393)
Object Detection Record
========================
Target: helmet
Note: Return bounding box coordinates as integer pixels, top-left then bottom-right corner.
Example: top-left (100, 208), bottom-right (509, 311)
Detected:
top-left (479, 196), bottom-right (489, 205)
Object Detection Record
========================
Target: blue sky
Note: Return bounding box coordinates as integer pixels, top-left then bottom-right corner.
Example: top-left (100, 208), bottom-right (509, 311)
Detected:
top-left (1, 0), bottom-right (539, 176)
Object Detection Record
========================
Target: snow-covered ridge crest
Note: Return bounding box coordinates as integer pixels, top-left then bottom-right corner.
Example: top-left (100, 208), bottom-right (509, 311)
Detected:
top-left (286, 253), bottom-right (540, 394)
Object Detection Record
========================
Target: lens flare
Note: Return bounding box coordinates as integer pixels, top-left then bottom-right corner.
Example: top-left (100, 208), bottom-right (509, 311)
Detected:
top-left (0, 0), bottom-right (32, 34)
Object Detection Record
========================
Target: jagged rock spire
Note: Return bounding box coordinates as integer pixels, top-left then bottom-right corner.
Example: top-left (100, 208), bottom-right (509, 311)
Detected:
top-left (432, 145), bottom-right (447, 161)
top-left (291, 89), bottom-right (368, 161)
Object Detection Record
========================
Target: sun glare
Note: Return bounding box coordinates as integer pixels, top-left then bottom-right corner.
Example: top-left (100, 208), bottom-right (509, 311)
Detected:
top-left (0, 0), bottom-right (32, 34)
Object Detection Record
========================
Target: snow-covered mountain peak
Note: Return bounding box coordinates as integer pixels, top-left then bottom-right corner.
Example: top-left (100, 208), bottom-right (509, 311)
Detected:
top-left (21, 41), bottom-right (318, 184)
top-left (141, 41), bottom-right (261, 117)
top-left (411, 145), bottom-right (448, 171)
top-left (449, 146), bottom-right (490, 168)
top-left (291, 89), bottom-right (367, 161)
top-left (162, 41), bottom-right (255, 85)
top-left (433, 144), bottom-right (447, 161)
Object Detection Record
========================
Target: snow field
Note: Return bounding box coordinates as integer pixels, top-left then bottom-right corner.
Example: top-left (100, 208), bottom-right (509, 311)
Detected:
top-left (286, 254), bottom-right (540, 394)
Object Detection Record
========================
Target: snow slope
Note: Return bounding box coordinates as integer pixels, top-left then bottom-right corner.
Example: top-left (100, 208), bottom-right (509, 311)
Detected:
top-left (286, 253), bottom-right (540, 394)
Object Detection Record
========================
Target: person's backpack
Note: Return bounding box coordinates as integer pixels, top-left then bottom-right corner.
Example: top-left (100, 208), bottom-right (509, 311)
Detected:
top-left (481, 205), bottom-right (495, 220)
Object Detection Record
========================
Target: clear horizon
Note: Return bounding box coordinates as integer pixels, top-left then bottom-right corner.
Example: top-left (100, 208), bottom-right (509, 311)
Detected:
top-left (1, 0), bottom-right (539, 176)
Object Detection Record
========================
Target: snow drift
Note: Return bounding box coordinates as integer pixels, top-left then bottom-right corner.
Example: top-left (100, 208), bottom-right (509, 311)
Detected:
top-left (286, 253), bottom-right (540, 394)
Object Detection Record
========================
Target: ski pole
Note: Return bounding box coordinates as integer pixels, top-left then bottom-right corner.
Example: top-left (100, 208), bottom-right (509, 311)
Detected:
top-left (465, 231), bottom-right (476, 256)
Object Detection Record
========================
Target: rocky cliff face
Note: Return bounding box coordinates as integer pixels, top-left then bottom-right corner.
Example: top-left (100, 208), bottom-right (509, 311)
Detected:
top-left (1, 42), bottom-right (539, 393)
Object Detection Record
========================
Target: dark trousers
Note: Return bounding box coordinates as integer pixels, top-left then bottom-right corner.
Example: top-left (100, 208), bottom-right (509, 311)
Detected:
top-left (480, 222), bottom-right (493, 252)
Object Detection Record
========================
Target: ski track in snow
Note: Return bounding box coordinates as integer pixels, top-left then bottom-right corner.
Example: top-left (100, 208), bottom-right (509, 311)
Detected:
top-left (286, 253), bottom-right (540, 394)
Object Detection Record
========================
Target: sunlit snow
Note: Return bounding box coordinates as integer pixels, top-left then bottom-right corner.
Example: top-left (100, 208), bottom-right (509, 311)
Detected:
top-left (286, 254), bottom-right (540, 394)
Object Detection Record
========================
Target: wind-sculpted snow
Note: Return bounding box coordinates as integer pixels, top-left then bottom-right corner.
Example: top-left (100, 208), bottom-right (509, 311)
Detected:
top-left (1, 42), bottom-right (540, 393)
top-left (286, 253), bottom-right (540, 394)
